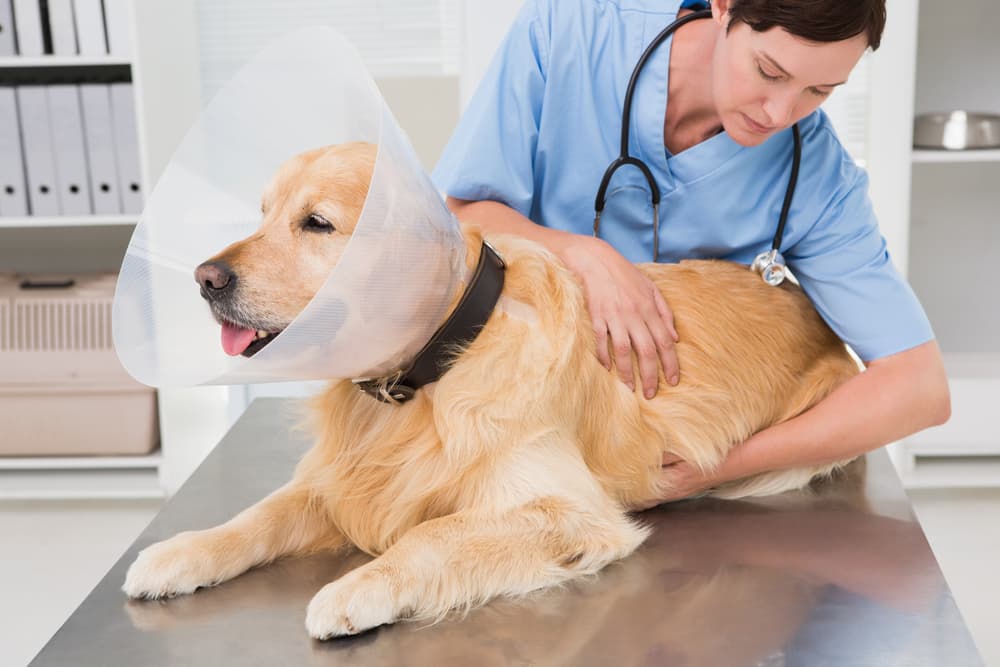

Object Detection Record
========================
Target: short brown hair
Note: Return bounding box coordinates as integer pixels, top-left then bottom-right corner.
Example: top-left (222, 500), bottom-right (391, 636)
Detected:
top-left (726, 0), bottom-right (887, 50)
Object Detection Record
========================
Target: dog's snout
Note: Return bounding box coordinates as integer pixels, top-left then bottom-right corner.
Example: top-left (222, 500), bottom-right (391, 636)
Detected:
top-left (195, 262), bottom-right (236, 299)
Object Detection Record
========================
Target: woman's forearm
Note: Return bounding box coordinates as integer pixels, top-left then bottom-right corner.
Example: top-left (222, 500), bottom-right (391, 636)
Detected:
top-left (718, 339), bottom-right (951, 482)
top-left (446, 197), bottom-right (576, 255)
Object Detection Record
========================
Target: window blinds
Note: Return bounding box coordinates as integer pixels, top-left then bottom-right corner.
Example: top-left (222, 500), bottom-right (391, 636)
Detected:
top-left (823, 51), bottom-right (872, 166)
top-left (195, 0), bottom-right (460, 100)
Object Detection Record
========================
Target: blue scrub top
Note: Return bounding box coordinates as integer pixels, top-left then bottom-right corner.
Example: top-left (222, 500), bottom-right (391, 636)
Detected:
top-left (432, 0), bottom-right (934, 361)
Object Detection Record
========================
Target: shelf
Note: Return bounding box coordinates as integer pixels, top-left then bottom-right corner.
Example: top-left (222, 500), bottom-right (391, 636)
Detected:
top-left (898, 455), bottom-right (1000, 489)
top-left (0, 56), bottom-right (132, 68)
top-left (0, 452), bottom-right (164, 500)
top-left (0, 453), bottom-right (162, 471)
top-left (0, 215), bottom-right (138, 228)
top-left (912, 149), bottom-right (1000, 163)
top-left (0, 453), bottom-right (165, 500)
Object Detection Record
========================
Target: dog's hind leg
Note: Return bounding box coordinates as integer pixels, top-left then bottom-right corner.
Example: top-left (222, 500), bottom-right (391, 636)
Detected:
top-left (123, 482), bottom-right (344, 599)
top-left (304, 497), bottom-right (648, 639)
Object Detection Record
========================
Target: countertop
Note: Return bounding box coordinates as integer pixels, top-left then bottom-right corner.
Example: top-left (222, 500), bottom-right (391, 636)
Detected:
top-left (30, 398), bottom-right (985, 666)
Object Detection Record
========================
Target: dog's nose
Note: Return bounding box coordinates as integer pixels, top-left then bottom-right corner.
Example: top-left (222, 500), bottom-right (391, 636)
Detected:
top-left (195, 262), bottom-right (235, 298)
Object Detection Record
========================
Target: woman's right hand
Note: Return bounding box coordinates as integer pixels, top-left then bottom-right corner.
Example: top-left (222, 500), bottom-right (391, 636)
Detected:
top-left (555, 235), bottom-right (680, 398)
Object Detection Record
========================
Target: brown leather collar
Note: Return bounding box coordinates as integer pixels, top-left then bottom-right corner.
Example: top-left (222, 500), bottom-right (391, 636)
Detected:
top-left (352, 240), bottom-right (505, 404)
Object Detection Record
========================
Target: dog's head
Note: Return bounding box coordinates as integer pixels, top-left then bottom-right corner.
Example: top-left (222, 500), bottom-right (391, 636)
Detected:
top-left (193, 142), bottom-right (376, 357)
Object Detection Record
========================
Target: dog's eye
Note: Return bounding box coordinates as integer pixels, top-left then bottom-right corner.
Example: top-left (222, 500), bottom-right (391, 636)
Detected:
top-left (303, 214), bottom-right (336, 233)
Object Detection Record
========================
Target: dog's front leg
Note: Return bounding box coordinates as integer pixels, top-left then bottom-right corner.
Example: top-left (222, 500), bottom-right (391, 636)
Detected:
top-left (124, 482), bottom-right (342, 600)
top-left (305, 497), bottom-right (647, 639)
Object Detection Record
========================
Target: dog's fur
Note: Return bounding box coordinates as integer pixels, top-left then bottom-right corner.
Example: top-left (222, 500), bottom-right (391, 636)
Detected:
top-left (123, 142), bottom-right (860, 639)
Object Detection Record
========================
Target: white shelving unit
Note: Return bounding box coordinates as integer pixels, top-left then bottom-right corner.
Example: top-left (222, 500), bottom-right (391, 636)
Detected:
top-left (0, 1), bottom-right (205, 500)
top-left (876, 0), bottom-right (1000, 488)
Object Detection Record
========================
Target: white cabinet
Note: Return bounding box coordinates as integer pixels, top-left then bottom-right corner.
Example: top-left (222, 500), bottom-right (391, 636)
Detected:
top-left (0, 0), bottom-right (204, 499)
top-left (875, 0), bottom-right (1000, 487)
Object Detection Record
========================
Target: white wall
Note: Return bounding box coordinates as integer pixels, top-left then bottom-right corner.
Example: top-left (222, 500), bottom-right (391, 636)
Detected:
top-left (458, 0), bottom-right (522, 110)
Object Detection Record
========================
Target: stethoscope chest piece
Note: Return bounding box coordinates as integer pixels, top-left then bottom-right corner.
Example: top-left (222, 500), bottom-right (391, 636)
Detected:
top-left (751, 249), bottom-right (787, 286)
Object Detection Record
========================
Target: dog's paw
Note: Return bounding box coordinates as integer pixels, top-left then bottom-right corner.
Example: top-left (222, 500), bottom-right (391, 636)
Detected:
top-left (122, 532), bottom-right (224, 600)
top-left (306, 566), bottom-right (404, 639)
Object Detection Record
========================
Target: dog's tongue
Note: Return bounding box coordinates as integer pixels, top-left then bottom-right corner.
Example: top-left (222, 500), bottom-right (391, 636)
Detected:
top-left (221, 323), bottom-right (256, 356)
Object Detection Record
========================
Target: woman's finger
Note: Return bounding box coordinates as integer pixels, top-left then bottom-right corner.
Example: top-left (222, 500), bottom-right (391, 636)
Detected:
top-left (651, 290), bottom-right (681, 385)
top-left (607, 318), bottom-right (635, 391)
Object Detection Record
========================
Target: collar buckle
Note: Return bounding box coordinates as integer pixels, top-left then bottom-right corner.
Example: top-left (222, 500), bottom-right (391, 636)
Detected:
top-left (352, 377), bottom-right (417, 404)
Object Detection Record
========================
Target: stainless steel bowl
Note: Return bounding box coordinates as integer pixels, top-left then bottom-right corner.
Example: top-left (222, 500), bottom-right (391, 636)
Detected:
top-left (913, 111), bottom-right (1000, 150)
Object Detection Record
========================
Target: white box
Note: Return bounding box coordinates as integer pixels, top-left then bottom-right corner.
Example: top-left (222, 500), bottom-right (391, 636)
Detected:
top-left (0, 273), bottom-right (158, 457)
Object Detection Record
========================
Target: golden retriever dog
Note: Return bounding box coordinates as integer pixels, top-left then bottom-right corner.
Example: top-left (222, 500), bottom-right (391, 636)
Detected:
top-left (123, 142), bottom-right (860, 639)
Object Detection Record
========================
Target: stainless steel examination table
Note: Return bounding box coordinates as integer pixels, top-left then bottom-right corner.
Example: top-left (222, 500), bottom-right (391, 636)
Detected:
top-left (30, 398), bottom-right (985, 666)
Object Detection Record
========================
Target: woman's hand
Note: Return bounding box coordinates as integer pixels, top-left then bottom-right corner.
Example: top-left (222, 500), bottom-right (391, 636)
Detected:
top-left (656, 452), bottom-right (722, 502)
top-left (556, 235), bottom-right (680, 398)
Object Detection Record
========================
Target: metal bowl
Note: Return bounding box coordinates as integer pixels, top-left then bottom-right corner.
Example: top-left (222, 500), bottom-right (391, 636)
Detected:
top-left (913, 111), bottom-right (1000, 150)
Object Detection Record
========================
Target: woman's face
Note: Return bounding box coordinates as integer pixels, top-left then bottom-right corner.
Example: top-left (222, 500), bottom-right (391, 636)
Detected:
top-left (709, 11), bottom-right (869, 147)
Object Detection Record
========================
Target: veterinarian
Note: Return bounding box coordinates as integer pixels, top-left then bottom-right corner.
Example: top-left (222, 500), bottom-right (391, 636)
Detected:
top-left (432, 0), bottom-right (951, 501)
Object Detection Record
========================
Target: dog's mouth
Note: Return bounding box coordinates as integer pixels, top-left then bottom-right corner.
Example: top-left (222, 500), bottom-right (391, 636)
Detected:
top-left (220, 320), bottom-right (285, 358)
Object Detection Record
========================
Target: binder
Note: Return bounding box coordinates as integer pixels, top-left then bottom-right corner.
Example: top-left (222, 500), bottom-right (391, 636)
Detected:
top-left (16, 86), bottom-right (61, 216)
top-left (46, 0), bottom-right (77, 55)
top-left (11, 0), bottom-right (44, 56)
top-left (72, 0), bottom-right (106, 56)
top-left (79, 84), bottom-right (121, 214)
top-left (0, 86), bottom-right (29, 216)
top-left (1, 0), bottom-right (16, 56)
top-left (103, 0), bottom-right (131, 57)
top-left (109, 82), bottom-right (142, 214)
top-left (47, 85), bottom-right (92, 215)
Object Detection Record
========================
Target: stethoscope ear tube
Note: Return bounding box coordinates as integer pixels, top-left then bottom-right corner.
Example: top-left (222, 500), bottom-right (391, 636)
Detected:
top-left (593, 155), bottom-right (664, 258)
top-left (592, 8), bottom-right (713, 262)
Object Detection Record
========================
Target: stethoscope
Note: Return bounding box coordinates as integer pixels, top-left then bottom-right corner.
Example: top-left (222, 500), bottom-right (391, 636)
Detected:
top-left (592, 7), bottom-right (801, 286)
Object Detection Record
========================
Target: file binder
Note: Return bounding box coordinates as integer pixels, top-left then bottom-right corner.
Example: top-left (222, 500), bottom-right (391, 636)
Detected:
top-left (0, 0), bottom-right (16, 56)
top-left (72, 0), bottom-right (106, 55)
top-left (16, 85), bottom-right (61, 216)
top-left (48, 85), bottom-right (93, 215)
top-left (103, 0), bottom-right (131, 57)
top-left (110, 82), bottom-right (143, 214)
top-left (47, 0), bottom-right (77, 55)
top-left (11, 0), bottom-right (44, 56)
top-left (0, 86), bottom-right (29, 216)
top-left (79, 84), bottom-right (121, 214)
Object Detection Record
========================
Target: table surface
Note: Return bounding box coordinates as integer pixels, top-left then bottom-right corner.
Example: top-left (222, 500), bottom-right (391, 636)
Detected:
top-left (30, 398), bottom-right (985, 666)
